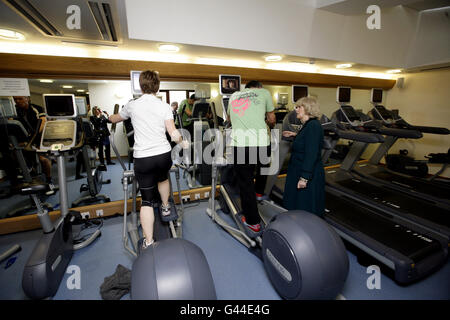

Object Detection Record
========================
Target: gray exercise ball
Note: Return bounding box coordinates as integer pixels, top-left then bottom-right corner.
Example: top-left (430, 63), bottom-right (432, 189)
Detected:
top-left (131, 238), bottom-right (217, 300)
top-left (262, 210), bottom-right (349, 300)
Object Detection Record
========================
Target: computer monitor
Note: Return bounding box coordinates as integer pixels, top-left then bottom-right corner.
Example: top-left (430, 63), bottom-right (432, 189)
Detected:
top-left (337, 86), bottom-right (351, 104)
top-left (219, 74), bottom-right (241, 95)
top-left (0, 96), bottom-right (17, 117)
top-left (130, 70), bottom-right (142, 95)
top-left (43, 94), bottom-right (77, 118)
top-left (371, 88), bottom-right (383, 104)
top-left (292, 85), bottom-right (308, 103)
top-left (75, 96), bottom-right (87, 116)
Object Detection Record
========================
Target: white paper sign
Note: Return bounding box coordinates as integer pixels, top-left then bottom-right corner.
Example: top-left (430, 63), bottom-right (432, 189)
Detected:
top-left (0, 78), bottom-right (30, 96)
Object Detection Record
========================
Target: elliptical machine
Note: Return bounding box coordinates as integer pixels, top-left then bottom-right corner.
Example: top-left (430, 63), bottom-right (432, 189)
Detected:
top-left (109, 103), bottom-right (216, 300)
top-left (206, 112), bottom-right (349, 300)
top-left (22, 94), bottom-right (101, 299)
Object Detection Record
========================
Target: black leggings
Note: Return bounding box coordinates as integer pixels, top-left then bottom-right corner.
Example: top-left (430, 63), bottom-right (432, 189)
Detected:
top-left (233, 146), bottom-right (271, 225)
top-left (134, 151), bottom-right (172, 207)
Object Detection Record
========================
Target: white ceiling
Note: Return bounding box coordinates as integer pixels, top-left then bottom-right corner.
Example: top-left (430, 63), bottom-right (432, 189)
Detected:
top-left (0, 0), bottom-right (448, 79)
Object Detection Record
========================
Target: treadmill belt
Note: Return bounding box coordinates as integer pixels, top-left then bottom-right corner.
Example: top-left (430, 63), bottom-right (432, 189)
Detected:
top-left (336, 178), bottom-right (450, 228)
top-left (370, 171), bottom-right (450, 201)
top-left (325, 193), bottom-right (442, 262)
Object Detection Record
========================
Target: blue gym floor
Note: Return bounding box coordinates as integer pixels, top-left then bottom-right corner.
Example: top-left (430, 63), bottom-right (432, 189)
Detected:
top-left (0, 157), bottom-right (449, 300)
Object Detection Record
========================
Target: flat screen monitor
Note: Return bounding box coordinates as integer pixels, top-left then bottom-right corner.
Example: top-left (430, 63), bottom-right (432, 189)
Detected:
top-left (219, 74), bottom-right (240, 95)
top-left (0, 96), bottom-right (17, 117)
top-left (371, 88), bottom-right (383, 104)
top-left (43, 94), bottom-right (77, 118)
top-left (292, 85), bottom-right (308, 103)
top-left (75, 96), bottom-right (87, 116)
top-left (130, 70), bottom-right (142, 95)
top-left (337, 86), bottom-right (351, 104)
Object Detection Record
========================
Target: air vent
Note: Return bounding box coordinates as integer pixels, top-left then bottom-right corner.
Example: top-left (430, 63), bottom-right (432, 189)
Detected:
top-left (88, 1), bottom-right (118, 42)
top-left (4, 0), bottom-right (61, 36)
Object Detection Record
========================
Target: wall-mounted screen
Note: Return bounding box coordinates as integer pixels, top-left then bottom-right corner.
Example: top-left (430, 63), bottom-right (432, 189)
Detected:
top-left (219, 74), bottom-right (241, 95)
top-left (75, 96), bottom-right (87, 116)
top-left (130, 70), bottom-right (142, 95)
top-left (337, 86), bottom-right (351, 103)
top-left (292, 85), bottom-right (308, 103)
top-left (371, 88), bottom-right (383, 104)
top-left (43, 94), bottom-right (77, 118)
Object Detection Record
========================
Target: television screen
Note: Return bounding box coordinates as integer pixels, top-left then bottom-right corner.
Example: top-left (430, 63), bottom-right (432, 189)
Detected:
top-left (130, 70), bottom-right (142, 95)
top-left (219, 74), bottom-right (241, 95)
top-left (337, 87), bottom-right (351, 103)
top-left (0, 96), bottom-right (17, 117)
top-left (292, 85), bottom-right (308, 103)
top-left (44, 94), bottom-right (77, 118)
top-left (75, 96), bottom-right (87, 116)
top-left (371, 88), bottom-right (383, 103)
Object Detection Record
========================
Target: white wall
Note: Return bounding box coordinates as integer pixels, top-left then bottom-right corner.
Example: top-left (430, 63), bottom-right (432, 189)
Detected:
top-left (126, 0), bottom-right (430, 68)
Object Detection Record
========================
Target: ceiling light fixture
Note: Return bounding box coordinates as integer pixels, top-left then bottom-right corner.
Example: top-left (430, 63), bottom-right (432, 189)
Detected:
top-left (39, 79), bottom-right (54, 83)
top-left (158, 44), bottom-right (180, 53)
top-left (76, 89), bottom-right (85, 92)
top-left (62, 85), bottom-right (73, 89)
top-left (336, 63), bottom-right (352, 69)
top-left (386, 69), bottom-right (402, 74)
top-left (0, 29), bottom-right (25, 41)
top-left (264, 55), bottom-right (282, 62)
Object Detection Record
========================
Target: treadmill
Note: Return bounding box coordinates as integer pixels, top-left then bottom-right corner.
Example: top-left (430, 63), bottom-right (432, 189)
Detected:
top-left (362, 89), bottom-right (450, 206)
top-left (269, 115), bottom-right (448, 285)
top-left (326, 87), bottom-right (450, 243)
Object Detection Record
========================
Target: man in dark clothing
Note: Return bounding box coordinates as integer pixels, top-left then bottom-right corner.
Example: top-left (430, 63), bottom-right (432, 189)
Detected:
top-left (90, 106), bottom-right (114, 165)
top-left (13, 96), bottom-right (56, 195)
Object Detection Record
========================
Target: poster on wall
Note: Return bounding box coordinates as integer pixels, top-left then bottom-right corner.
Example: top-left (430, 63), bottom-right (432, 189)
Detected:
top-left (0, 78), bottom-right (30, 96)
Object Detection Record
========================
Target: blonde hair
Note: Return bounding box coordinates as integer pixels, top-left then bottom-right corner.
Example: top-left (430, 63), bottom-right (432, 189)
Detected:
top-left (295, 96), bottom-right (321, 118)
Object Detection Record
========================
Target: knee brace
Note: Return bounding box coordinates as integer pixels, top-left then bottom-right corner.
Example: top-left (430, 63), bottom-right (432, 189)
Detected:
top-left (140, 186), bottom-right (159, 207)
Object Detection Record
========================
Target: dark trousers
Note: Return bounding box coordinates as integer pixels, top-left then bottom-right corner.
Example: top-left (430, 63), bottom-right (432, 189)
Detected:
top-left (98, 142), bottom-right (111, 164)
top-left (233, 146), bottom-right (271, 225)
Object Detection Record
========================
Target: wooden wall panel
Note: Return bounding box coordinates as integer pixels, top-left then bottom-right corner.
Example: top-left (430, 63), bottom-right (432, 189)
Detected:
top-left (0, 53), bottom-right (396, 89)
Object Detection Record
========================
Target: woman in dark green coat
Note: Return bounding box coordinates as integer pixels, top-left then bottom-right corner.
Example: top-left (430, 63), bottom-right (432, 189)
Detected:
top-left (283, 96), bottom-right (325, 216)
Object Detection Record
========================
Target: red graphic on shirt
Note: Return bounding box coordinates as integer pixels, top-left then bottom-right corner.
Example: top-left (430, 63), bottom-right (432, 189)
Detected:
top-left (231, 98), bottom-right (250, 117)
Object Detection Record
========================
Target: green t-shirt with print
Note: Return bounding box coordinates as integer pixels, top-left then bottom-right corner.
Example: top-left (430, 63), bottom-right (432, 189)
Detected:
top-left (177, 99), bottom-right (193, 127)
top-left (227, 88), bottom-right (274, 147)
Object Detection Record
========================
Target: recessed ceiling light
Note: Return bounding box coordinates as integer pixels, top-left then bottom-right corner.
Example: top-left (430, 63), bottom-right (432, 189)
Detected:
top-left (62, 85), bottom-right (73, 89)
top-left (386, 69), bottom-right (402, 74)
top-left (265, 55), bottom-right (282, 62)
top-left (76, 89), bottom-right (85, 92)
top-left (336, 63), bottom-right (352, 69)
top-left (39, 79), bottom-right (54, 83)
top-left (158, 44), bottom-right (180, 53)
top-left (0, 29), bottom-right (25, 41)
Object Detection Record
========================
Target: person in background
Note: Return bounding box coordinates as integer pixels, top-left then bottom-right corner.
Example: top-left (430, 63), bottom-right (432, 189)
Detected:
top-left (170, 101), bottom-right (178, 120)
top-left (13, 96), bottom-right (56, 195)
top-left (227, 80), bottom-right (275, 238)
top-left (177, 94), bottom-right (197, 137)
top-left (90, 106), bottom-right (114, 166)
top-left (283, 96), bottom-right (325, 216)
top-left (109, 70), bottom-right (189, 250)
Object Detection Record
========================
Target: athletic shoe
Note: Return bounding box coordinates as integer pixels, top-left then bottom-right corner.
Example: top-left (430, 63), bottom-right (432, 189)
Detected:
top-left (240, 215), bottom-right (263, 238)
top-left (45, 183), bottom-right (57, 196)
top-left (255, 193), bottom-right (269, 201)
top-left (141, 238), bottom-right (154, 250)
top-left (161, 203), bottom-right (171, 217)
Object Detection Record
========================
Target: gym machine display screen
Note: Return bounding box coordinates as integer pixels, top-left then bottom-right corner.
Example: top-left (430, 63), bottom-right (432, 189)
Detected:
top-left (292, 85), bottom-right (308, 103)
top-left (130, 70), bottom-right (142, 95)
top-left (219, 74), bottom-right (241, 95)
top-left (337, 86), bottom-right (351, 103)
top-left (371, 88), bottom-right (383, 104)
top-left (75, 96), bottom-right (87, 116)
top-left (43, 94), bottom-right (77, 118)
top-left (0, 96), bottom-right (17, 117)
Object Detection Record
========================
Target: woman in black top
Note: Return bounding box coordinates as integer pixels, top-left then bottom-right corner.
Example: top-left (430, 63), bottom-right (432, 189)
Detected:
top-left (90, 106), bottom-right (114, 165)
